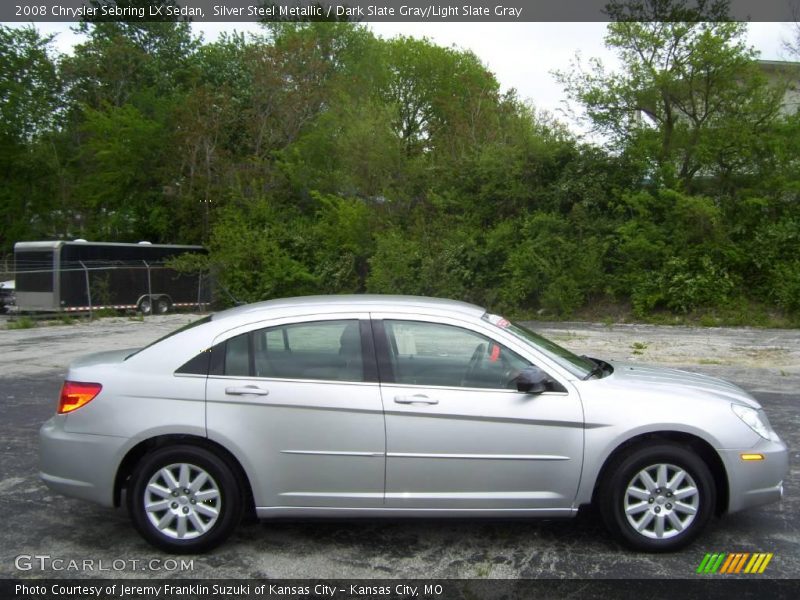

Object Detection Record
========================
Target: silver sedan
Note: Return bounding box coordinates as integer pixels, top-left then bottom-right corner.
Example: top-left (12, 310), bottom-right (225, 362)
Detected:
top-left (39, 295), bottom-right (788, 553)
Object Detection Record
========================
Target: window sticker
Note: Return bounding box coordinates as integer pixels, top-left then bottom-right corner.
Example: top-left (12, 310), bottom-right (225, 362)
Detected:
top-left (484, 313), bottom-right (511, 328)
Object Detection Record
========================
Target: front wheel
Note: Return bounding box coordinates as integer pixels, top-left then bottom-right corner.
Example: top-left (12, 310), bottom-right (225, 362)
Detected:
top-left (599, 444), bottom-right (716, 552)
top-left (128, 445), bottom-right (242, 553)
top-left (137, 297), bottom-right (152, 315)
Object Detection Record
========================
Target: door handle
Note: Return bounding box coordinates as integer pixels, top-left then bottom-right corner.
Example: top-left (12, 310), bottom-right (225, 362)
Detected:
top-left (394, 394), bottom-right (439, 405)
top-left (225, 385), bottom-right (269, 396)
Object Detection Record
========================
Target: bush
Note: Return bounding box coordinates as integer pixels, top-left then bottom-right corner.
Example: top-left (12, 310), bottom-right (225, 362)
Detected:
top-left (769, 260), bottom-right (800, 314)
top-left (632, 256), bottom-right (738, 315)
top-left (208, 199), bottom-right (319, 304)
top-left (7, 316), bottom-right (35, 329)
top-left (497, 212), bottom-right (606, 316)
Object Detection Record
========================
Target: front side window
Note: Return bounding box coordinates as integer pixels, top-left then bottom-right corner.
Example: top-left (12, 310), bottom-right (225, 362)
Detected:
top-left (382, 320), bottom-right (529, 389)
top-left (218, 319), bottom-right (365, 382)
top-left (482, 313), bottom-right (595, 378)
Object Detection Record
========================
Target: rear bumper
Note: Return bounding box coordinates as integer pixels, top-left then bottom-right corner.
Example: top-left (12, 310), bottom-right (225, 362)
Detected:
top-left (718, 438), bottom-right (789, 513)
top-left (39, 416), bottom-right (127, 507)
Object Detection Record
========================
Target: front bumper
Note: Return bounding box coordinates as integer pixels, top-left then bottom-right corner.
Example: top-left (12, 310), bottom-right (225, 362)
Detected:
top-left (39, 416), bottom-right (127, 507)
top-left (718, 437), bottom-right (789, 514)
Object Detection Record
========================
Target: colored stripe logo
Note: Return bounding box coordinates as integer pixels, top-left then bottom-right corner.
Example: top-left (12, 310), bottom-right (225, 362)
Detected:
top-left (696, 553), bottom-right (773, 574)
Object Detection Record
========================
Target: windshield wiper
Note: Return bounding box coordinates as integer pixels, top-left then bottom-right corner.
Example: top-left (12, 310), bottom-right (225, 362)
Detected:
top-left (581, 355), bottom-right (605, 380)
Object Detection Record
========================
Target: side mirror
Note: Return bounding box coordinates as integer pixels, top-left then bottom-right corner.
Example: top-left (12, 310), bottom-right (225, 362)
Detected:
top-left (515, 366), bottom-right (553, 394)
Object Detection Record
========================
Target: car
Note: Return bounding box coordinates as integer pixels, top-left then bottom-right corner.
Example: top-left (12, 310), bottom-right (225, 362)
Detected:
top-left (0, 279), bottom-right (15, 314)
top-left (39, 295), bottom-right (788, 553)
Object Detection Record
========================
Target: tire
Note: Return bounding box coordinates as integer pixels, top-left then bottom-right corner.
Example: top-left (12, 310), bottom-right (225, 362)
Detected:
top-left (127, 445), bottom-right (242, 553)
top-left (138, 297), bottom-right (152, 315)
top-left (598, 443), bottom-right (716, 552)
top-left (155, 297), bottom-right (171, 314)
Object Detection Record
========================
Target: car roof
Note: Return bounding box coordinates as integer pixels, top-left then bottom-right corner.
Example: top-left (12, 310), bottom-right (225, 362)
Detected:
top-left (212, 295), bottom-right (486, 322)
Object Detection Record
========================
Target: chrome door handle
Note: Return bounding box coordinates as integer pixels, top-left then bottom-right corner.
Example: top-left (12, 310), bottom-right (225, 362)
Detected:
top-left (225, 386), bottom-right (269, 396)
top-left (394, 395), bottom-right (438, 405)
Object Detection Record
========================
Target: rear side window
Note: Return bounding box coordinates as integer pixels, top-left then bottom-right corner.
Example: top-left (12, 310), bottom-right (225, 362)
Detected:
top-left (215, 320), bottom-right (366, 382)
top-left (139, 315), bottom-right (213, 362)
top-left (175, 349), bottom-right (211, 375)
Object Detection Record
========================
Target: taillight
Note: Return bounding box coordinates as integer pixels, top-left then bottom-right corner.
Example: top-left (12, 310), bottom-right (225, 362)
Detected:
top-left (58, 381), bottom-right (103, 414)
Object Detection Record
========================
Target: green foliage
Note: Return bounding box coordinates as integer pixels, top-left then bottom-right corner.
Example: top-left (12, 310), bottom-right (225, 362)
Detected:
top-left (208, 199), bottom-right (318, 303)
top-left (0, 25), bottom-right (60, 141)
top-left (2, 20), bottom-right (800, 322)
top-left (770, 261), bottom-right (800, 313)
top-left (77, 104), bottom-right (169, 239)
top-left (632, 255), bottom-right (738, 316)
top-left (557, 18), bottom-right (785, 192)
top-left (497, 212), bottom-right (607, 316)
top-left (0, 25), bottom-right (62, 250)
top-left (310, 194), bottom-right (375, 293)
top-left (7, 316), bottom-right (35, 330)
top-left (366, 230), bottom-right (423, 295)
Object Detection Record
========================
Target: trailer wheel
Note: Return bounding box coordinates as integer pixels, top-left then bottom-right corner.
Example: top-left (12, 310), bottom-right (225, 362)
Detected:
top-left (137, 297), bottom-right (153, 315)
top-left (155, 297), bottom-right (171, 314)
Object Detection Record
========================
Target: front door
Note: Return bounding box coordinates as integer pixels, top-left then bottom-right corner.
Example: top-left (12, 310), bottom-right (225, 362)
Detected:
top-left (373, 316), bottom-right (584, 511)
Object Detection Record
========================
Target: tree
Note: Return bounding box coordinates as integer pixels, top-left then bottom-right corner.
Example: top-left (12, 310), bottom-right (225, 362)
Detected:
top-left (62, 15), bottom-right (198, 111)
top-left (57, 17), bottom-right (200, 242)
top-left (0, 25), bottom-right (62, 251)
top-left (557, 4), bottom-right (785, 191)
top-left (784, 0), bottom-right (800, 57)
top-left (380, 36), bottom-right (501, 159)
top-left (0, 26), bottom-right (60, 142)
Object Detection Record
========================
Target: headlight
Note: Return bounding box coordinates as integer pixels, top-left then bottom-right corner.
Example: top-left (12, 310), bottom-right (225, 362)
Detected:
top-left (732, 404), bottom-right (781, 443)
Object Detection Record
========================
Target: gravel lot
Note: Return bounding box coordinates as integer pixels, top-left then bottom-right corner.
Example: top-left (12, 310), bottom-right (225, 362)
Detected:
top-left (1, 314), bottom-right (797, 580)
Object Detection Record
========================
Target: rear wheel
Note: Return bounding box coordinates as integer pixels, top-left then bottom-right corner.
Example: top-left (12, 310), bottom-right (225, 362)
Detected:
top-left (599, 443), bottom-right (715, 552)
top-left (128, 445), bottom-right (242, 553)
top-left (155, 296), bottom-right (171, 314)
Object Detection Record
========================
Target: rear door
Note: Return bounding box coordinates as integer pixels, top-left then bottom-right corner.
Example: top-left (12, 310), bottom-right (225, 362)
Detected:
top-left (205, 313), bottom-right (386, 508)
top-left (372, 314), bottom-right (584, 511)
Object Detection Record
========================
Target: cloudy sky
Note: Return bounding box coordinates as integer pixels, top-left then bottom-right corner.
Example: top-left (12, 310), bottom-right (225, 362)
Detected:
top-left (23, 20), bottom-right (800, 135)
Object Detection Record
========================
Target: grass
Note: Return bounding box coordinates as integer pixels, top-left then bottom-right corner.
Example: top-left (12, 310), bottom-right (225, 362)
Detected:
top-left (7, 316), bottom-right (35, 330)
top-left (49, 315), bottom-right (76, 326)
top-left (630, 341), bottom-right (648, 355)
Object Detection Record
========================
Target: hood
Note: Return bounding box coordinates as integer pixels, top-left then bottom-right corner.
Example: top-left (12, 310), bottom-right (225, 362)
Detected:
top-left (70, 348), bottom-right (140, 369)
top-left (602, 361), bottom-right (761, 409)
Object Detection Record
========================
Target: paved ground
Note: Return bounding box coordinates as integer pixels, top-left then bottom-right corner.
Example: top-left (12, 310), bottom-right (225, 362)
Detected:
top-left (0, 315), bottom-right (797, 579)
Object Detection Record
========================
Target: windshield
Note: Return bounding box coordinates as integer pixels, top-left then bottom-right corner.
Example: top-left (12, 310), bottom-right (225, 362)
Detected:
top-left (125, 315), bottom-right (212, 359)
top-left (482, 313), bottom-right (595, 378)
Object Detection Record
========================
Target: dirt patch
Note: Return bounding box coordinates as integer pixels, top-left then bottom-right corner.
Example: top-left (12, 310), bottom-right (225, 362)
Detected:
top-left (527, 321), bottom-right (800, 394)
